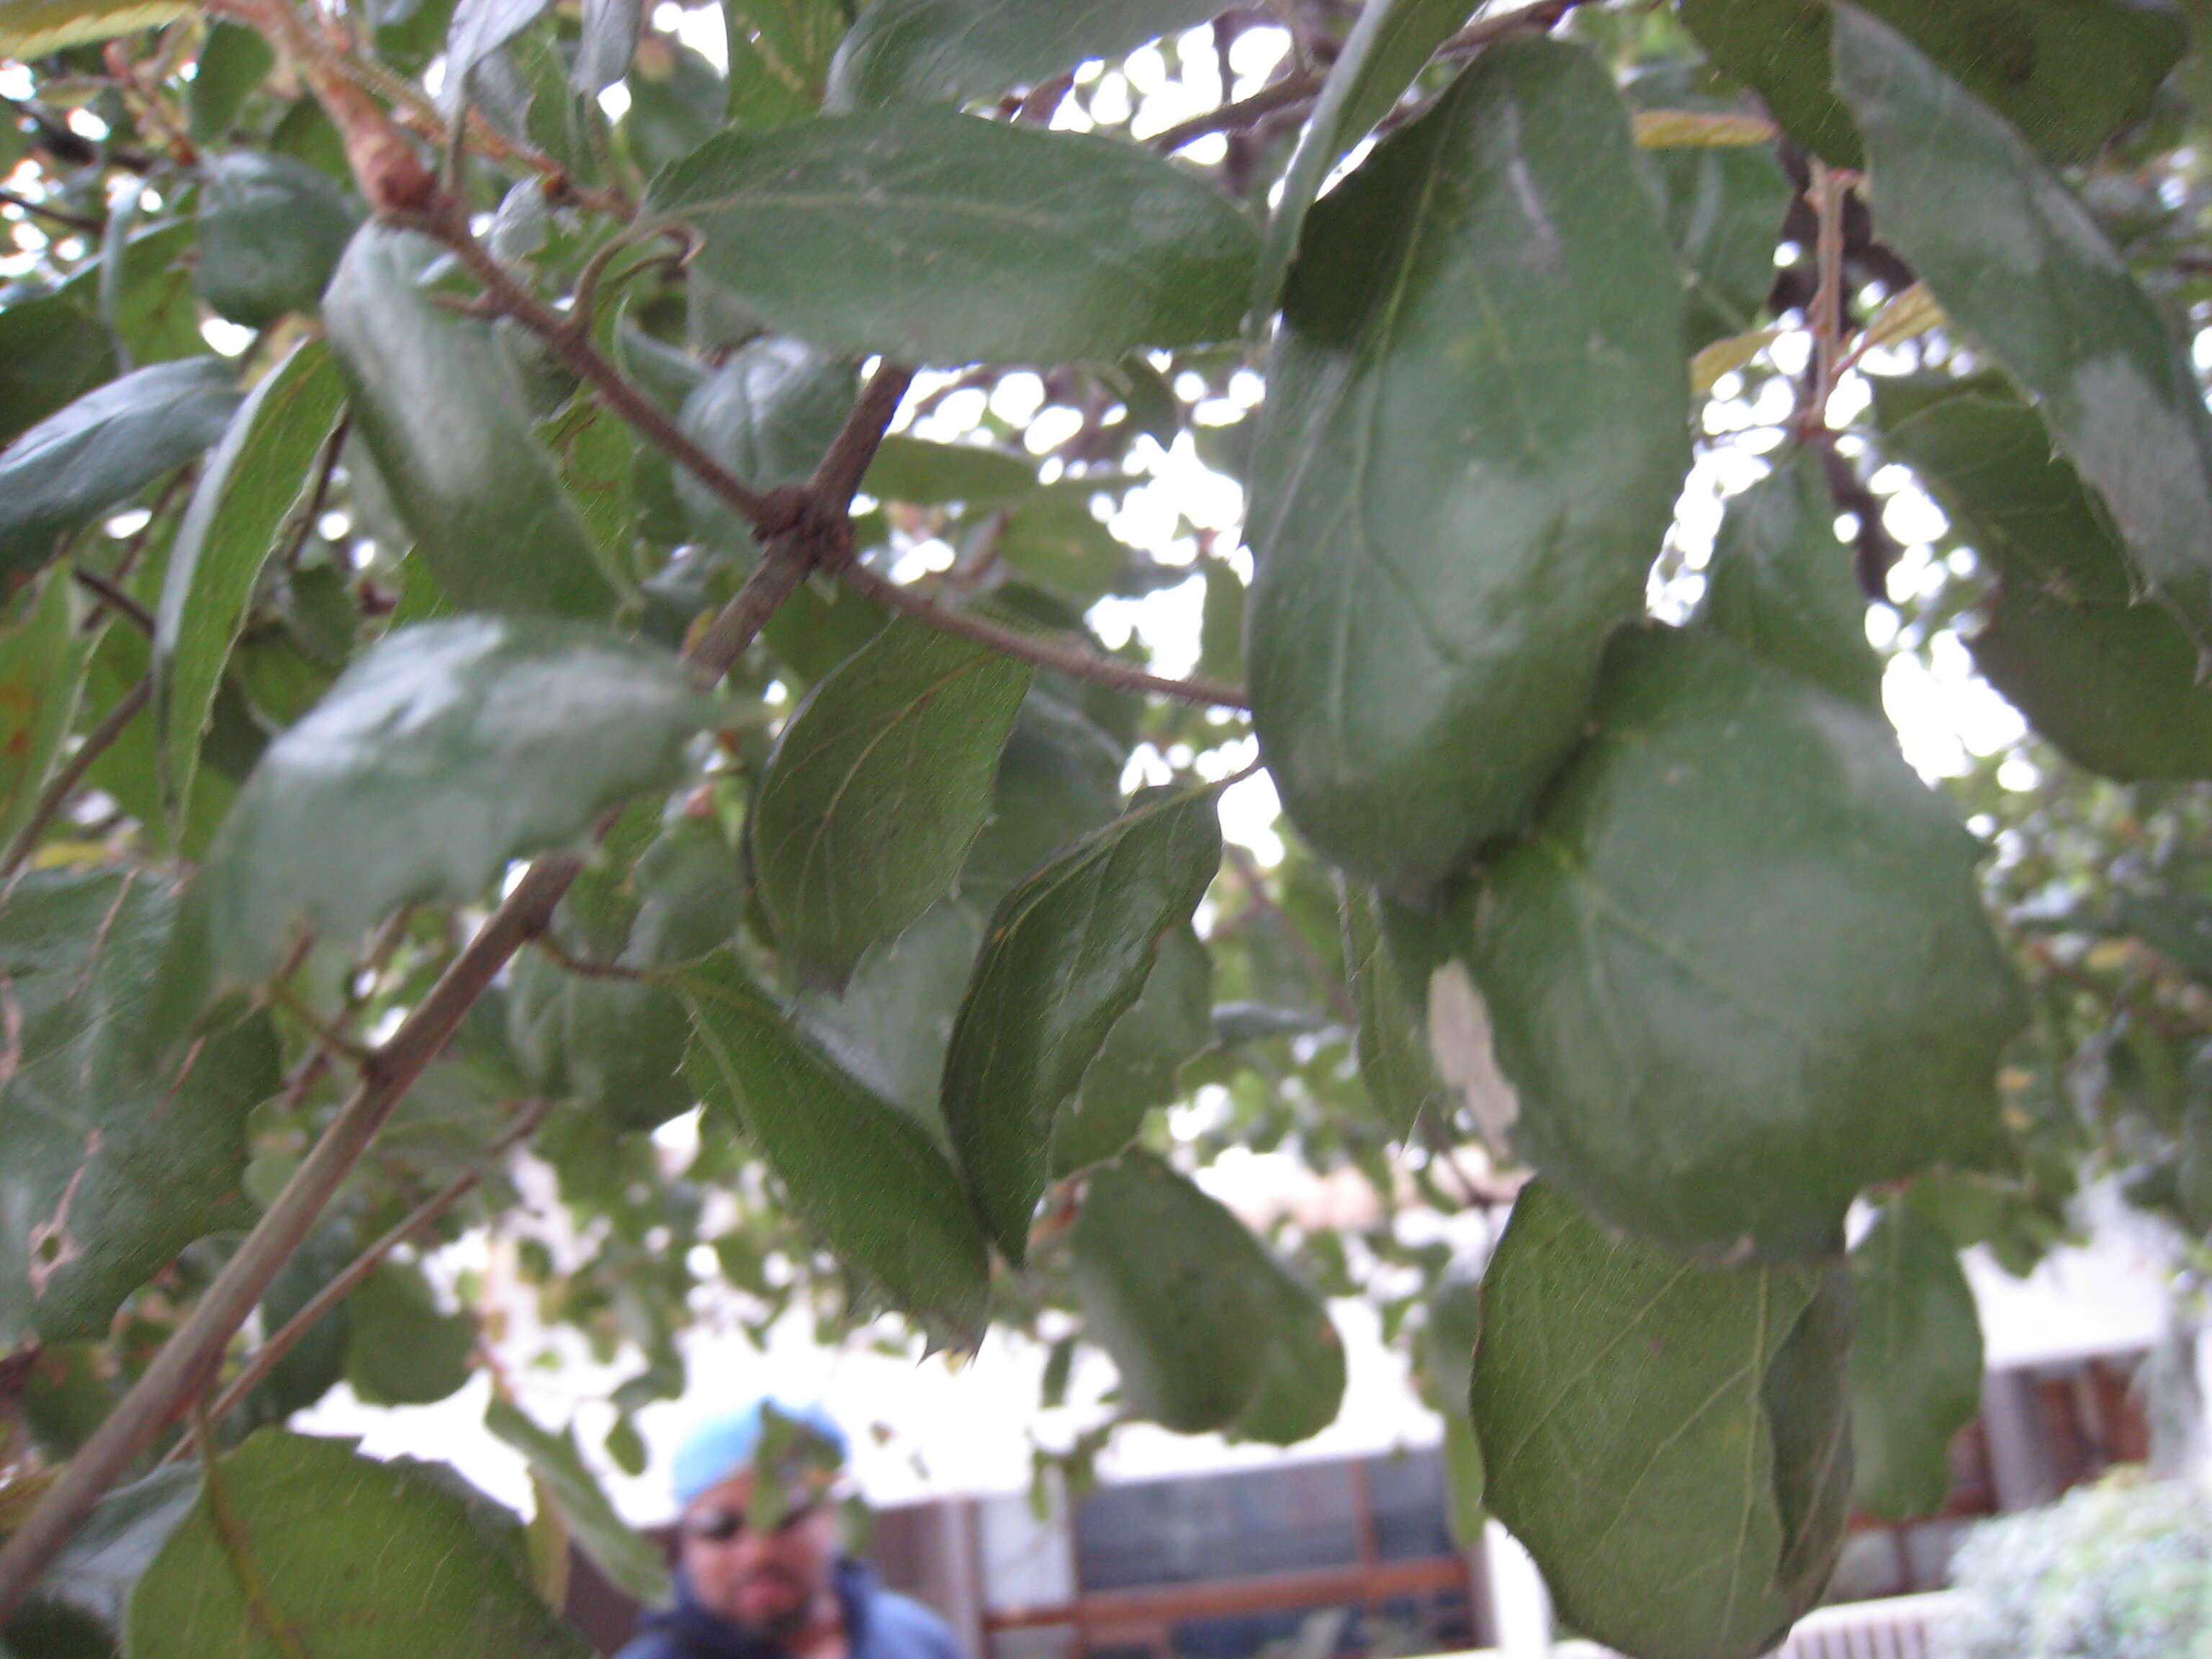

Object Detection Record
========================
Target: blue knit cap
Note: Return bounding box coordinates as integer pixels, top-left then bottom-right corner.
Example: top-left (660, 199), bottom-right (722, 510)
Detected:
top-left (672, 1398), bottom-right (848, 1506)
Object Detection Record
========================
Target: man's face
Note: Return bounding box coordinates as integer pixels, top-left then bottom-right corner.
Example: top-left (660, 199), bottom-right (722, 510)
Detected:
top-left (679, 1467), bottom-right (840, 1640)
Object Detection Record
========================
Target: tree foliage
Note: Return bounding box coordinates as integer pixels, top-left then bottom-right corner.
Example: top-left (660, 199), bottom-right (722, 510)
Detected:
top-left (0, 0), bottom-right (2209, 1655)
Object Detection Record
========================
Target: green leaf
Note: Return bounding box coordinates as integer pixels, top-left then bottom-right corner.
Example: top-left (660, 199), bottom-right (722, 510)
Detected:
top-left (675, 336), bottom-right (857, 561)
top-left (170, 616), bottom-right (719, 997)
top-left (679, 950), bottom-right (992, 1346)
top-left (1246, 41), bottom-right (1689, 897)
top-left (194, 153), bottom-right (359, 328)
top-left (323, 225), bottom-right (619, 619)
top-left (863, 436), bottom-right (1036, 505)
top-left (1420, 1272), bottom-right (1485, 1543)
top-left (0, 0), bottom-right (188, 56)
top-left (0, 871), bottom-right (279, 1349)
top-left (1681, 0), bottom-right (2186, 168)
top-left (1848, 1202), bottom-right (1984, 1522)
top-left (1465, 625), bottom-right (2023, 1261)
top-left (1053, 922), bottom-right (1212, 1177)
top-left (1876, 382), bottom-right (2212, 780)
top-left (1834, 6), bottom-right (2212, 655)
top-left (0, 358), bottom-right (240, 578)
top-left (0, 296), bottom-right (114, 446)
top-left (344, 1261), bottom-right (475, 1406)
top-left (1622, 66), bottom-right (1793, 351)
top-left (445, 0), bottom-right (553, 108)
top-left (629, 817), bottom-right (747, 964)
top-left (154, 339), bottom-right (349, 821)
top-left (754, 617), bottom-right (1031, 984)
top-left (127, 1431), bottom-right (594, 1659)
top-left (1065, 1151), bottom-right (1273, 1433)
top-left (1341, 884), bottom-right (1444, 1138)
top-left (958, 692), bottom-right (1127, 909)
top-left (1230, 1252), bottom-right (1346, 1447)
top-left (799, 898), bottom-right (982, 1136)
top-left (1698, 448), bottom-right (1883, 709)
top-left (1471, 1183), bottom-right (1853, 1659)
top-left (0, 573), bottom-right (91, 854)
top-left (190, 21), bottom-right (275, 140)
top-left (826, 0), bottom-right (1220, 111)
top-left (485, 1400), bottom-right (671, 1605)
top-left (723, 0), bottom-right (842, 121)
top-left (4, 1465), bottom-right (200, 1649)
top-left (53, 220), bottom-right (204, 369)
top-left (1250, 0), bottom-right (1477, 318)
top-left (943, 784), bottom-right (1221, 1264)
top-left (575, 0), bottom-right (641, 91)
top-left (507, 954), bottom-right (697, 1132)
top-left (649, 107), bottom-right (1262, 364)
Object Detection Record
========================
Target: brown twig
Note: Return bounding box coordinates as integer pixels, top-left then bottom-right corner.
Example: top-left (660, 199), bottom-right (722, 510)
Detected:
top-left (833, 563), bottom-right (1250, 709)
top-left (533, 935), bottom-right (657, 981)
top-left (0, 187), bottom-right (102, 233)
top-left (0, 677), bottom-right (150, 881)
top-left (175, 1097), bottom-right (554, 1452)
top-left (1798, 160), bottom-right (1851, 443)
top-left (68, 568), bottom-right (154, 637)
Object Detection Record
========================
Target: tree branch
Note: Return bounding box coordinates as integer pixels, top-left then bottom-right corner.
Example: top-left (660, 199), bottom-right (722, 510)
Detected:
top-left (0, 677), bottom-right (150, 881)
top-left (177, 1097), bottom-right (554, 1451)
top-left (834, 562), bottom-right (1250, 709)
top-left (0, 186), bottom-right (102, 233)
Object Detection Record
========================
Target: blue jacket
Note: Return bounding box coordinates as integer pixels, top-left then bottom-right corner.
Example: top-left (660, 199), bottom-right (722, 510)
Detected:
top-left (616, 1559), bottom-right (966, 1659)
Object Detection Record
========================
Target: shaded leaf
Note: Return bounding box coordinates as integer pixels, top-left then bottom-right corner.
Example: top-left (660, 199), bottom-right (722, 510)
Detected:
top-left (0, 573), bottom-right (90, 853)
top-left (323, 225), bottom-right (619, 619)
top-left (629, 817), bottom-right (747, 965)
top-left (154, 339), bottom-right (349, 820)
top-left (249, 1224), bottom-right (356, 1425)
top-left (0, 358), bottom-right (240, 578)
top-left (0, 296), bottom-right (114, 446)
top-left (1341, 884), bottom-right (1444, 1138)
top-left (1251, 0), bottom-right (1477, 317)
top-left (127, 1431), bottom-right (593, 1658)
top-left (1466, 626), bottom-right (2022, 1261)
top-left (943, 784), bottom-right (1221, 1264)
top-left (1835, 6), bottom-right (2212, 654)
top-left (1054, 922), bottom-right (1212, 1176)
top-left (1066, 1151), bottom-right (1272, 1433)
top-left (754, 616), bottom-right (1030, 984)
top-left (675, 336), bottom-right (857, 561)
top-left (1876, 382), bottom-right (2212, 780)
top-left (344, 1261), bottom-right (475, 1406)
top-left (0, 872), bottom-right (279, 1349)
top-left (680, 950), bottom-right (992, 1346)
top-left (170, 616), bottom-right (718, 999)
top-left (1247, 42), bottom-right (1689, 897)
top-left (1681, 0), bottom-right (2185, 167)
top-left (445, 0), bottom-right (552, 108)
top-left (1472, 1183), bottom-right (1853, 1659)
top-left (1230, 1252), bottom-right (1346, 1447)
top-left (1698, 448), bottom-right (1882, 709)
top-left (4, 1465), bottom-right (199, 1648)
top-left (958, 692), bottom-right (1127, 909)
top-left (507, 953), bottom-right (696, 1133)
top-left (1420, 1272), bottom-right (1485, 1544)
top-left (189, 22), bottom-right (275, 140)
top-left (863, 436), bottom-right (1036, 505)
top-left (799, 899), bottom-right (983, 1138)
top-left (1848, 1202), bottom-right (1984, 1521)
top-left (827, 0), bottom-right (1220, 110)
top-left (649, 106), bottom-right (1260, 364)
top-left (194, 152), bottom-right (359, 328)
top-left (575, 0), bottom-right (642, 90)
top-left (486, 1400), bottom-right (671, 1605)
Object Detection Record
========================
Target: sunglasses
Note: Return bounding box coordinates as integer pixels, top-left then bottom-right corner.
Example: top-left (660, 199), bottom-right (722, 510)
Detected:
top-left (683, 1503), bottom-right (819, 1544)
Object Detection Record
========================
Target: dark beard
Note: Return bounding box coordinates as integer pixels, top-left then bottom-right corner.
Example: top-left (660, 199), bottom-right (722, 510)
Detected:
top-left (731, 1576), bottom-right (816, 1645)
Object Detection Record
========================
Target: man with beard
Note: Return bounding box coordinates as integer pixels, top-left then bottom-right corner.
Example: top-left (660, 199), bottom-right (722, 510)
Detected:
top-left (618, 1400), bottom-right (967, 1659)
